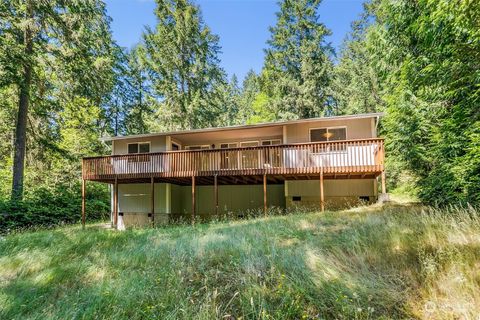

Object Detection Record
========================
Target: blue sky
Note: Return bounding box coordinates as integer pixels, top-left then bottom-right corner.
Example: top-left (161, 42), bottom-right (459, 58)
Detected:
top-left (105, 0), bottom-right (365, 81)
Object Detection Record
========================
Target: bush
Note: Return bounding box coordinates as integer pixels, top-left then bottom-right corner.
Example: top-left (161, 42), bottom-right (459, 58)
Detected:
top-left (0, 182), bottom-right (109, 233)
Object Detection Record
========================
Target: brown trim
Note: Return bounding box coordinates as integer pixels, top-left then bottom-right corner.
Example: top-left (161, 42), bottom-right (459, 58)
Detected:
top-left (263, 174), bottom-right (267, 216)
top-left (81, 179), bottom-right (86, 228)
top-left (84, 138), bottom-right (384, 159)
top-left (381, 170), bottom-right (386, 194)
top-left (82, 139), bottom-right (385, 185)
top-left (214, 174), bottom-right (218, 216)
top-left (150, 177), bottom-right (155, 227)
top-left (113, 177), bottom-right (118, 227)
top-left (320, 171), bottom-right (325, 212)
top-left (191, 176), bottom-right (196, 225)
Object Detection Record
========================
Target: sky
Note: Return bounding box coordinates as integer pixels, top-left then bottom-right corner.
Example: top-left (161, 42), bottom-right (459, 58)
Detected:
top-left (105, 0), bottom-right (365, 81)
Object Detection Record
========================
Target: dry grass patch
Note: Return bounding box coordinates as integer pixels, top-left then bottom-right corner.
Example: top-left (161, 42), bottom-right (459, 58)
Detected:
top-left (0, 203), bottom-right (479, 319)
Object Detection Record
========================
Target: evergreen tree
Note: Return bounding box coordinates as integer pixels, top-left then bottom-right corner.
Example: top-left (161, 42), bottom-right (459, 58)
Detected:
top-left (0, 0), bottom-right (115, 200)
top-left (124, 48), bottom-right (153, 135)
top-left (332, 13), bottom-right (388, 115)
top-left (217, 75), bottom-right (241, 126)
top-left (337, 0), bottom-right (480, 205)
top-left (140, 0), bottom-right (227, 130)
top-left (101, 46), bottom-right (153, 137)
top-left (378, 0), bottom-right (480, 205)
top-left (237, 70), bottom-right (260, 123)
top-left (263, 0), bottom-right (334, 119)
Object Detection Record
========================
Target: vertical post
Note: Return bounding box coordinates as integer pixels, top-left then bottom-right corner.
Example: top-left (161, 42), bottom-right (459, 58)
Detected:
top-left (381, 170), bottom-right (386, 194)
top-left (113, 177), bottom-right (118, 228)
top-left (191, 175), bottom-right (196, 225)
top-left (320, 171), bottom-right (325, 212)
top-left (81, 179), bottom-right (86, 229)
top-left (263, 174), bottom-right (267, 216)
top-left (151, 176), bottom-right (155, 227)
top-left (214, 174), bottom-right (218, 216)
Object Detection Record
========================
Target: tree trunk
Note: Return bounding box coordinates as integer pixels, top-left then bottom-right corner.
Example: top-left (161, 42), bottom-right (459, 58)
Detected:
top-left (11, 2), bottom-right (33, 201)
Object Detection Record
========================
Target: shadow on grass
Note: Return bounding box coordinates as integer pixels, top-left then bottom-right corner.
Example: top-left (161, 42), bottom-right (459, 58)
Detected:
top-left (1, 203), bottom-right (478, 319)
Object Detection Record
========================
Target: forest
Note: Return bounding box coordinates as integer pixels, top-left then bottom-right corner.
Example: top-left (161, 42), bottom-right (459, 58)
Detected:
top-left (0, 0), bottom-right (479, 231)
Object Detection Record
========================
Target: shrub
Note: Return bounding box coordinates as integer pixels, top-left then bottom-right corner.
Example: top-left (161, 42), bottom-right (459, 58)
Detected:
top-left (0, 182), bottom-right (109, 233)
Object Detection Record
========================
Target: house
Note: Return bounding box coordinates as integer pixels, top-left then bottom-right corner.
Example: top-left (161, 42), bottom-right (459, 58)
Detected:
top-left (81, 112), bottom-right (386, 229)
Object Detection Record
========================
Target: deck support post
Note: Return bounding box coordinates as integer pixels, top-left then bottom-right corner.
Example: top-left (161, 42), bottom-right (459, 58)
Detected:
top-left (113, 176), bottom-right (118, 228)
top-left (320, 171), bottom-right (325, 212)
top-left (263, 174), bottom-right (267, 216)
top-left (214, 174), bottom-right (218, 216)
top-left (381, 170), bottom-right (386, 194)
top-left (191, 176), bottom-right (196, 225)
top-left (150, 177), bottom-right (155, 227)
top-left (81, 179), bottom-right (86, 229)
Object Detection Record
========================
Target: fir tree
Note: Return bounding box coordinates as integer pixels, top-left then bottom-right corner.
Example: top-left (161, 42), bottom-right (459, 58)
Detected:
top-left (140, 0), bottom-right (227, 130)
top-left (263, 0), bottom-right (334, 119)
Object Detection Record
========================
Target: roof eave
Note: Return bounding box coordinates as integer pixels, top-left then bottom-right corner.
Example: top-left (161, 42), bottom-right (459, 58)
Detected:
top-left (100, 112), bottom-right (384, 142)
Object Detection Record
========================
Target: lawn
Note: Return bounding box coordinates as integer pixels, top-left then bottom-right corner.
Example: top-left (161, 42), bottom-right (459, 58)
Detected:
top-left (0, 202), bottom-right (479, 319)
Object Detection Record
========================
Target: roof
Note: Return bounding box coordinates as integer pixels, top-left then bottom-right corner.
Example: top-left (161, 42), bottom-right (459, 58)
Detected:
top-left (100, 112), bottom-right (384, 142)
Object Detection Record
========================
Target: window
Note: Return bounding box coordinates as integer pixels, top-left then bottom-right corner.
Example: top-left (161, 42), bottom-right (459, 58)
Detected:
top-left (220, 142), bottom-right (238, 149)
top-left (261, 139), bottom-right (282, 146)
top-left (240, 141), bottom-right (259, 147)
top-left (171, 143), bottom-right (180, 151)
top-left (139, 143), bottom-right (150, 153)
top-left (310, 127), bottom-right (347, 142)
top-left (127, 142), bottom-right (150, 154)
top-left (185, 145), bottom-right (210, 150)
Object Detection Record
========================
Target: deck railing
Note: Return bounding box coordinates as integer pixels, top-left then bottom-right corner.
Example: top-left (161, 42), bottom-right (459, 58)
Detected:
top-left (82, 138), bottom-right (384, 180)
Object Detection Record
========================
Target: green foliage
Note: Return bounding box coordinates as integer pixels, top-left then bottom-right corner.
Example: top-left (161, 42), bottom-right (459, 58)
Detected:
top-left (246, 92), bottom-right (276, 124)
top-left (216, 75), bottom-right (242, 126)
top-left (0, 0), bottom-right (478, 231)
top-left (262, 0), bottom-right (334, 119)
top-left (139, 0), bottom-right (227, 130)
top-left (336, 0), bottom-right (480, 206)
top-left (237, 70), bottom-right (260, 122)
top-left (1, 205), bottom-right (479, 318)
top-left (101, 46), bottom-right (153, 136)
top-left (332, 15), bottom-right (388, 115)
top-left (0, 0), bottom-right (116, 223)
top-left (0, 182), bottom-right (109, 233)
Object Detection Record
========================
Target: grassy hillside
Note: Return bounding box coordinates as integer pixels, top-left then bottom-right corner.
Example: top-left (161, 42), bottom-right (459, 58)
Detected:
top-left (1, 203), bottom-right (479, 319)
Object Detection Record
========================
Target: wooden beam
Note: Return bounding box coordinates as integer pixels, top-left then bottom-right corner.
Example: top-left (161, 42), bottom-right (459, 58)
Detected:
top-left (191, 176), bottom-right (196, 225)
top-left (263, 174), bottom-right (267, 216)
top-left (214, 174), bottom-right (218, 216)
top-left (113, 177), bottom-right (118, 228)
top-left (320, 171), bottom-right (325, 212)
top-left (151, 176), bottom-right (155, 227)
top-left (381, 170), bottom-right (386, 194)
top-left (81, 179), bottom-right (86, 229)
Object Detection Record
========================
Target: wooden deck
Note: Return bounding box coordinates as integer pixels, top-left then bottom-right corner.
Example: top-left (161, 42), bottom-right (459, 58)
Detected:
top-left (82, 138), bottom-right (385, 184)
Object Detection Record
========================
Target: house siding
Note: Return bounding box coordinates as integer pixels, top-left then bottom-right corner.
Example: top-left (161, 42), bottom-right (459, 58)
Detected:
top-left (174, 184), bottom-right (285, 220)
top-left (104, 116), bottom-right (381, 227)
top-left (285, 179), bottom-right (377, 210)
top-left (116, 183), bottom-right (285, 226)
top-left (111, 118), bottom-right (376, 155)
top-left (284, 118), bottom-right (374, 143)
top-left (112, 135), bottom-right (168, 155)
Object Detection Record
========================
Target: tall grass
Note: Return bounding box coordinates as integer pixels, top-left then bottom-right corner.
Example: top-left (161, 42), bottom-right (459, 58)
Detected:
top-left (0, 203), bottom-right (479, 319)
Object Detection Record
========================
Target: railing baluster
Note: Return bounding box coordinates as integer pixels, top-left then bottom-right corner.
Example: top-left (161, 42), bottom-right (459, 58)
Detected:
top-left (82, 139), bottom-right (385, 181)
